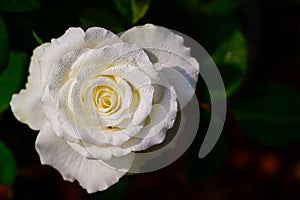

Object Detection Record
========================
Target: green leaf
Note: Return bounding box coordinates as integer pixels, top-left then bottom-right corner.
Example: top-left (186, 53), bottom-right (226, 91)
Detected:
top-left (202, 0), bottom-right (237, 14)
top-left (175, 0), bottom-right (252, 15)
top-left (0, 0), bottom-right (41, 12)
top-left (195, 13), bottom-right (240, 53)
top-left (200, 0), bottom-right (252, 15)
top-left (113, 0), bottom-right (151, 24)
top-left (113, 0), bottom-right (131, 20)
top-left (131, 0), bottom-right (151, 24)
top-left (233, 82), bottom-right (300, 146)
top-left (0, 51), bottom-right (28, 115)
top-left (78, 8), bottom-right (125, 33)
top-left (0, 140), bottom-right (16, 185)
top-left (32, 30), bottom-right (43, 45)
top-left (0, 15), bottom-right (8, 73)
top-left (212, 29), bottom-right (248, 97)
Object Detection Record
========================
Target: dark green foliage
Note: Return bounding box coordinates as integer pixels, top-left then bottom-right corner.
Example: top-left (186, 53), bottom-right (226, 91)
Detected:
top-left (113, 0), bottom-right (151, 24)
top-left (233, 82), bottom-right (300, 146)
top-left (0, 15), bottom-right (8, 73)
top-left (212, 30), bottom-right (248, 96)
top-left (0, 52), bottom-right (28, 115)
top-left (176, 0), bottom-right (253, 15)
top-left (78, 8), bottom-right (125, 33)
top-left (0, 140), bottom-right (16, 185)
top-left (0, 0), bottom-right (41, 12)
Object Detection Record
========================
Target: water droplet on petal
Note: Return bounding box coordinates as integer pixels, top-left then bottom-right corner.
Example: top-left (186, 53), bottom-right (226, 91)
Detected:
top-left (193, 71), bottom-right (198, 77)
top-left (142, 88), bottom-right (150, 93)
top-left (164, 122), bottom-right (170, 129)
top-left (165, 46), bottom-right (170, 52)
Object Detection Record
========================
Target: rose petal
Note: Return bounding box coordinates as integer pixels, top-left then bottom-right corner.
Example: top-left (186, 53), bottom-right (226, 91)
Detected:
top-left (67, 140), bottom-right (132, 160)
top-left (40, 27), bottom-right (122, 87)
top-left (67, 122), bottom-right (142, 150)
top-left (35, 122), bottom-right (126, 193)
top-left (120, 104), bottom-right (175, 151)
top-left (120, 24), bottom-right (199, 108)
top-left (84, 27), bottom-right (123, 48)
top-left (102, 64), bottom-right (154, 126)
top-left (152, 74), bottom-right (178, 130)
top-left (120, 76), bottom-right (178, 151)
top-left (10, 43), bottom-right (50, 130)
top-left (42, 50), bottom-right (88, 142)
top-left (39, 28), bottom-right (85, 87)
top-left (69, 42), bottom-right (153, 80)
top-left (158, 67), bottom-right (196, 108)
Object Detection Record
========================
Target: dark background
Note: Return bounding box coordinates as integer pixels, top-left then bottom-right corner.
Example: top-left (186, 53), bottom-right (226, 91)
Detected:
top-left (1, 0), bottom-right (300, 199)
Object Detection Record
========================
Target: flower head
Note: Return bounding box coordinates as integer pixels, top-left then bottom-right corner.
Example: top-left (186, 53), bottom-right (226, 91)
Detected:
top-left (10, 24), bottom-right (199, 193)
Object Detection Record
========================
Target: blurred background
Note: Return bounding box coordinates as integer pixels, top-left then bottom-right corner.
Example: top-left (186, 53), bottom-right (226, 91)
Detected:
top-left (0, 0), bottom-right (300, 199)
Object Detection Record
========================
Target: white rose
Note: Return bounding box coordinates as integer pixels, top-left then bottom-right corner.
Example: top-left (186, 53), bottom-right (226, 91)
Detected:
top-left (10, 24), bottom-right (199, 193)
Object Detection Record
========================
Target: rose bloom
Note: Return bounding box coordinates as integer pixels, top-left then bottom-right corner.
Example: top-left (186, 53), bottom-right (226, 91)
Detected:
top-left (10, 24), bottom-right (199, 193)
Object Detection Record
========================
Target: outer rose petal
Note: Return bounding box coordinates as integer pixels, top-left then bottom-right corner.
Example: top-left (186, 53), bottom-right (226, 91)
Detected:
top-left (120, 24), bottom-right (199, 108)
top-left (39, 27), bottom-right (122, 87)
top-left (35, 122), bottom-right (126, 193)
top-left (10, 43), bottom-right (50, 130)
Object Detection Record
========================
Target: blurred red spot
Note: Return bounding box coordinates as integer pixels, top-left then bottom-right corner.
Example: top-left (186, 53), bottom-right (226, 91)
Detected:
top-left (0, 185), bottom-right (9, 200)
top-left (292, 162), bottom-right (300, 180)
top-left (200, 103), bottom-right (211, 111)
top-left (259, 154), bottom-right (280, 175)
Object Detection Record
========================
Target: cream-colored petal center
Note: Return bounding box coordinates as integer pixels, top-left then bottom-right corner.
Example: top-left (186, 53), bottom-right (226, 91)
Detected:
top-left (93, 85), bottom-right (119, 114)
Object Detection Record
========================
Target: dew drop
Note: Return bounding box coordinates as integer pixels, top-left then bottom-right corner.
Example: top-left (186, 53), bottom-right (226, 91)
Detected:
top-left (192, 71), bottom-right (199, 78)
top-left (142, 88), bottom-right (150, 93)
top-left (165, 46), bottom-right (170, 52)
top-left (164, 122), bottom-right (170, 129)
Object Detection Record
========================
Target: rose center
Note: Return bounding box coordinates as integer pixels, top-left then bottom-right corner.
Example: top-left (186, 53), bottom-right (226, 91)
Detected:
top-left (93, 85), bottom-right (119, 114)
top-left (101, 96), bottom-right (111, 108)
